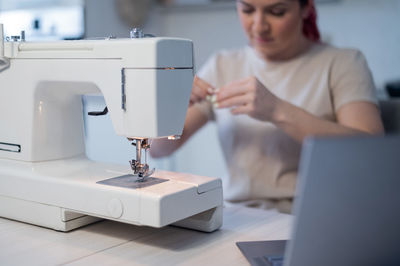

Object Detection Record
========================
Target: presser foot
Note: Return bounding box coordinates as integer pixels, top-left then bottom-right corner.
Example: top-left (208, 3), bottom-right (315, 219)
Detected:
top-left (129, 138), bottom-right (155, 182)
top-left (135, 168), bottom-right (155, 182)
top-left (129, 159), bottom-right (155, 182)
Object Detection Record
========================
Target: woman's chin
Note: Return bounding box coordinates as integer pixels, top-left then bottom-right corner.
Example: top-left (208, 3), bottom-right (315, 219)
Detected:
top-left (253, 46), bottom-right (282, 61)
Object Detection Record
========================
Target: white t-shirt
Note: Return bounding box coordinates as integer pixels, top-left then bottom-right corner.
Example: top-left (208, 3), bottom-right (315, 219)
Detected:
top-left (195, 43), bottom-right (378, 209)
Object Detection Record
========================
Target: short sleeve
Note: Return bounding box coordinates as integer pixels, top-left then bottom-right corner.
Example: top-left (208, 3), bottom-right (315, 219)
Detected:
top-left (329, 49), bottom-right (378, 111)
top-left (197, 53), bottom-right (219, 86)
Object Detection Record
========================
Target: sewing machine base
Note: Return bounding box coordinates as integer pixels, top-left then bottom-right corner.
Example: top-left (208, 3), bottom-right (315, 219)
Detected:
top-left (0, 195), bottom-right (223, 232)
top-left (0, 156), bottom-right (223, 232)
top-left (0, 195), bottom-right (101, 231)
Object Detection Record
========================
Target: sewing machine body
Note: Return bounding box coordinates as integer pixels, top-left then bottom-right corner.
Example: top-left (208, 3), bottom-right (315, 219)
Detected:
top-left (1, 37), bottom-right (193, 161)
top-left (0, 36), bottom-right (223, 232)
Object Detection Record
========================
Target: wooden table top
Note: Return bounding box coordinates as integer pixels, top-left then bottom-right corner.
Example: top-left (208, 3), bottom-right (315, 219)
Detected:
top-left (0, 206), bottom-right (292, 266)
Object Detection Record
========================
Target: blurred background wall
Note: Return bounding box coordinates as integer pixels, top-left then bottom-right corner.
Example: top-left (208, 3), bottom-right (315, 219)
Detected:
top-left (1, 0), bottom-right (399, 178)
top-left (84, 0), bottom-right (400, 179)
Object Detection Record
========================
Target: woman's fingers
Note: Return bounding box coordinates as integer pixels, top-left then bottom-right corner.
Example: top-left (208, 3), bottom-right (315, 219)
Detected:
top-left (210, 76), bottom-right (279, 121)
top-left (217, 94), bottom-right (250, 108)
top-left (230, 104), bottom-right (252, 115)
top-left (217, 79), bottom-right (250, 102)
top-left (190, 76), bottom-right (217, 105)
top-left (195, 76), bottom-right (216, 96)
top-left (190, 94), bottom-right (200, 104)
top-left (195, 76), bottom-right (213, 90)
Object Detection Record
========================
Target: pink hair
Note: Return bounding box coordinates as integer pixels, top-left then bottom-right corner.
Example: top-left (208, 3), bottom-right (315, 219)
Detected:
top-left (302, 1), bottom-right (320, 42)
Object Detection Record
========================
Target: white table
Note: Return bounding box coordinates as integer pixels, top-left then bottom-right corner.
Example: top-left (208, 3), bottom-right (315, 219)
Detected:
top-left (0, 206), bottom-right (292, 266)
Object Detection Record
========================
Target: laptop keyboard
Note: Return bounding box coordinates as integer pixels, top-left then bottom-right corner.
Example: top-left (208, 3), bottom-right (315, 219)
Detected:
top-left (252, 255), bottom-right (284, 266)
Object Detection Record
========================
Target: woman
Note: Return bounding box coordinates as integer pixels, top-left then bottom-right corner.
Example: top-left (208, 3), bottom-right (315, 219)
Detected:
top-left (150, 0), bottom-right (384, 213)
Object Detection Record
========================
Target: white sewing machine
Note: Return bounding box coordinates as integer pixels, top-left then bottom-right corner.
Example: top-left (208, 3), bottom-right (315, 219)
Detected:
top-left (0, 25), bottom-right (223, 232)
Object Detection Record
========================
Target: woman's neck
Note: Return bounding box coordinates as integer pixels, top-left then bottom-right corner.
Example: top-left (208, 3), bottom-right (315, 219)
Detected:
top-left (262, 36), bottom-right (314, 63)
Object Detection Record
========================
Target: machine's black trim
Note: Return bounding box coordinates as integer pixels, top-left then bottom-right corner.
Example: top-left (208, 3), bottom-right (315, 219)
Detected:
top-left (88, 107), bottom-right (108, 116)
top-left (0, 142), bottom-right (21, 153)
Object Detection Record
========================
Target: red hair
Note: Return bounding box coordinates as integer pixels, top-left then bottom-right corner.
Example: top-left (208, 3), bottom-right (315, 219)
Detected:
top-left (302, 1), bottom-right (320, 42)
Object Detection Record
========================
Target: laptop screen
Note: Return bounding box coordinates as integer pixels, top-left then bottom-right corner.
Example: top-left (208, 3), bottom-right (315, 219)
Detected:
top-left (237, 135), bottom-right (400, 266)
top-left (284, 135), bottom-right (400, 266)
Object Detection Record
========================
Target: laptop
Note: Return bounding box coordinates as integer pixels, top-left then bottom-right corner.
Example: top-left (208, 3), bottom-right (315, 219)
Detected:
top-left (237, 135), bottom-right (400, 266)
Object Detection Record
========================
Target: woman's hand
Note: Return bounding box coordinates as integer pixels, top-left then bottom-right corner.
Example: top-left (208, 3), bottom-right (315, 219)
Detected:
top-left (216, 76), bottom-right (383, 143)
top-left (216, 76), bottom-right (281, 122)
top-left (190, 75), bottom-right (216, 106)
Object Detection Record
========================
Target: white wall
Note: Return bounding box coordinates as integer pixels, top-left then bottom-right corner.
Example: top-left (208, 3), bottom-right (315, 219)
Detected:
top-left (84, 0), bottom-right (400, 178)
top-left (316, 0), bottom-right (400, 90)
